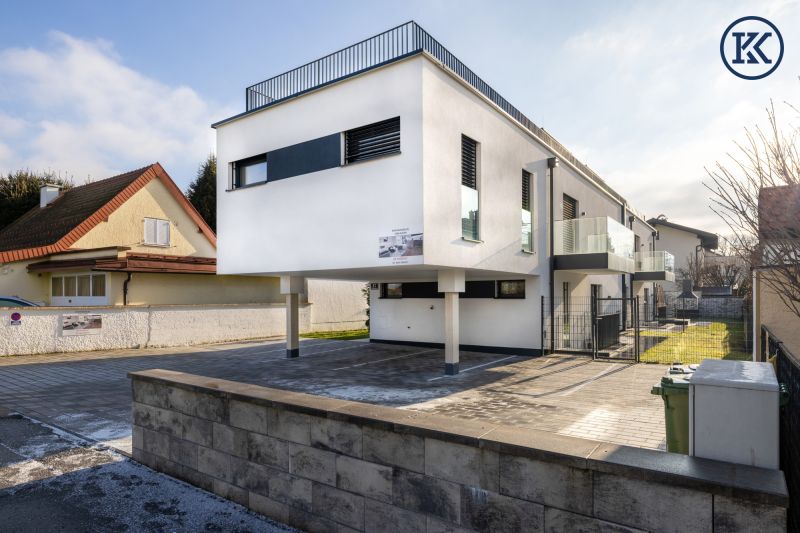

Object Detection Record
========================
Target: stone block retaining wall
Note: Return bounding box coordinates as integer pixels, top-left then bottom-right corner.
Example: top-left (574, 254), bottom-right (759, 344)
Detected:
top-left (130, 370), bottom-right (788, 533)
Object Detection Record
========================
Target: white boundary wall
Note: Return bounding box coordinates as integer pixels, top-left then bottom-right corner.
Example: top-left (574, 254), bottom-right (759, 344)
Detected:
top-left (0, 302), bottom-right (366, 356)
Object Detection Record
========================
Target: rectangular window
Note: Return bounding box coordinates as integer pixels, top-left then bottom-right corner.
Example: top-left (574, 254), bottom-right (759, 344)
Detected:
top-left (144, 218), bottom-right (170, 246)
top-left (77, 275), bottom-right (91, 297)
top-left (521, 170), bottom-right (533, 252)
top-left (92, 275), bottom-right (106, 297)
top-left (497, 280), bottom-right (526, 299)
top-left (345, 117), bottom-right (400, 164)
top-left (381, 283), bottom-right (403, 299)
top-left (233, 154), bottom-right (267, 188)
top-left (563, 194), bottom-right (578, 220)
top-left (461, 135), bottom-right (479, 241)
top-left (51, 277), bottom-right (63, 297)
top-left (64, 276), bottom-right (76, 297)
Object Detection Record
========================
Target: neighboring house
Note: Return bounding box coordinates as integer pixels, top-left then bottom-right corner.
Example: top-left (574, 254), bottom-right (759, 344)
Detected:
top-left (648, 216), bottom-right (718, 293)
top-left (212, 21), bottom-right (673, 371)
top-left (0, 163), bottom-right (365, 330)
top-left (754, 184), bottom-right (800, 356)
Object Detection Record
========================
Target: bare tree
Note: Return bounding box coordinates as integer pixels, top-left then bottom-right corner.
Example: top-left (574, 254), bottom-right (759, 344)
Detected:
top-left (704, 100), bottom-right (800, 317)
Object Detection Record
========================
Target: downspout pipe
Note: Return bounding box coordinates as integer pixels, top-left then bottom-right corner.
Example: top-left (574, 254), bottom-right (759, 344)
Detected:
top-left (548, 157), bottom-right (559, 354)
top-left (123, 272), bottom-right (133, 306)
top-left (620, 205), bottom-right (627, 326)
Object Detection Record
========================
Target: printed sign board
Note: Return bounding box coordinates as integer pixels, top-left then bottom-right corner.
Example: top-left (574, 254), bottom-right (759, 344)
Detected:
top-left (61, 314), bottom-right (102, 336)
top-left (378, 228), bottom-right (423, 265)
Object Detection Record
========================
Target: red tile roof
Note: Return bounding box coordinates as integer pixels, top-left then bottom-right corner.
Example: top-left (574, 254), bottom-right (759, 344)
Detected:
top-left (0, 163), bottom-right (216, 263)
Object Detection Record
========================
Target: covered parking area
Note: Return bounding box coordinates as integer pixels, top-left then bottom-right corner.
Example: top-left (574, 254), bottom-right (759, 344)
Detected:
top-left (0, 338), bottom-right (667, 452)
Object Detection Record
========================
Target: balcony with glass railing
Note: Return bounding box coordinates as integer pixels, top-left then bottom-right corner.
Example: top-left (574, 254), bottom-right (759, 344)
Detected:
top-left (553, 217), bottom-right (635, 273)
top-left (634, 251), bottom-right (675, 282)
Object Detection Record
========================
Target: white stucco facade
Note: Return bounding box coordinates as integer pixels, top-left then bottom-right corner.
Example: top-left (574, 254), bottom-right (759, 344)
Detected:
top-left (215, 50), bottom-right (659, 360)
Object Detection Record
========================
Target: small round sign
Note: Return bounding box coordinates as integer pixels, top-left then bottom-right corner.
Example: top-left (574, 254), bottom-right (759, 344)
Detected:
top-left (10, 312), bottom-right (21, 321)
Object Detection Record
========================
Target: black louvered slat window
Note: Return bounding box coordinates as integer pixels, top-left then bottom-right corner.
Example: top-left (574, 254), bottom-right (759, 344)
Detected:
top-left (461, 136), bottom-right (478, 189)
top-left (522, 170), bottom-right (531, 211)
top-left (563, 194), bottom-right (577, 220)
top-left (345, 117), bottom-right (400, 164)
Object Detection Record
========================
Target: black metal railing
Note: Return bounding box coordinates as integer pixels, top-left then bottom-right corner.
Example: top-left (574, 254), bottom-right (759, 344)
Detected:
top-left (244, 21), bottom-right (620, 201)
top-left (766, 326), bottom-right (800, 532)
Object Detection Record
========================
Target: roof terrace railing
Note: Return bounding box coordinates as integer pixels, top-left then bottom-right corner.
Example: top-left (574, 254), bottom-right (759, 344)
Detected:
top-left (244, 21), bottom-right (621, 202)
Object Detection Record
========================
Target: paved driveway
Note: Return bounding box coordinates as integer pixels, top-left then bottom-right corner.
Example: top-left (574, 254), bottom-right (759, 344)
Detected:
top-left (0, 339), bottom-right (668, 451)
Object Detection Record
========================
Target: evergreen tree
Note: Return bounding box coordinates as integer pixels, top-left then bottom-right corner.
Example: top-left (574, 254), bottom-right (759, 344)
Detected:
top-left (186, 154), bottom-right (217, 232)
top-left (0, 170), bottom-right (74, 231)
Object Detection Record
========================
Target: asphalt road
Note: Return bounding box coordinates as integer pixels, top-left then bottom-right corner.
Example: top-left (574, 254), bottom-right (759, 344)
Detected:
top-left (0, 409), bottom-right (296, 533)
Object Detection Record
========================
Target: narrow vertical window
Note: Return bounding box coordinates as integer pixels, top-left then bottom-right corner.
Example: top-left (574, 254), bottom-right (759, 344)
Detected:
top-left (521, 170), bottom-right (533, 252)
top-left (461, 135), bottom-right (479, 240)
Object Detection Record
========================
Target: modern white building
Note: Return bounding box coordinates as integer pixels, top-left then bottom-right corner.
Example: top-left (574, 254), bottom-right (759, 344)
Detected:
top-left (648, 216), bottom-right (718, 293)
top-left (213, 22), bottom-right (673, 373)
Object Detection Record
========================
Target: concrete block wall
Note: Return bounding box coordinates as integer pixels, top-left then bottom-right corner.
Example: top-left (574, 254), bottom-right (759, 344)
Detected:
top-left (0, 301), bottom-right (363, 356)
top-left (130, 370), bottom-right (789, 533)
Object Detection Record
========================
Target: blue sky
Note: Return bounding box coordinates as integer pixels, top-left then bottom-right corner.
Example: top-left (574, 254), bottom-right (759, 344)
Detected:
top-left (1, 0), bottom-right (798, 232)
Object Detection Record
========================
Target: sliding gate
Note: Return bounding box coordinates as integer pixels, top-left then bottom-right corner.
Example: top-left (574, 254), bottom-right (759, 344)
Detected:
top-left (541, 295), bottom-right (640, 362)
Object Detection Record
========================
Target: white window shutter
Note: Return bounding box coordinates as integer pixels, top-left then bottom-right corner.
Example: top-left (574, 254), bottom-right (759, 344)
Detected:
top-left (157, 220), bottom-right (170, 246)
top-left (144, 218), bottom-right (157, 244)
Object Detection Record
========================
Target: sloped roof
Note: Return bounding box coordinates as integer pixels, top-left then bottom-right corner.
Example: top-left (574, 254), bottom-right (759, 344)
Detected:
top-left (0, 163), bottom-right (216, 263)
top-left (647, 217), bottom-right (719, 250)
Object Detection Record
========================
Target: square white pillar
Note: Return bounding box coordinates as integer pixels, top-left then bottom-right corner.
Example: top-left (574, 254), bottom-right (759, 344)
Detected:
top-left (439, 269), bottom-right (465, 375)
top-left (280, 275), bottom-right (304, 358)
top-left (444, 292), bottom-right (460, 375)
top-left (285, 293), bottom-right (300, 358)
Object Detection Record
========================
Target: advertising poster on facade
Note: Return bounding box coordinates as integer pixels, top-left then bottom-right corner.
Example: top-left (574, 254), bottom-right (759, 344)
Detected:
top-left (61, 314), bottom-right (102, 336)
top-left (378, 228), bottom-right (423, 265)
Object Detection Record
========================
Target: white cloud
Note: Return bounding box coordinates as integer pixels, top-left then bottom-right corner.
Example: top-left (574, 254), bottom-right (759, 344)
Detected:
top-left (536, 0), bottom-right (800, 233)
top-left (0, 32), bottom-right (227, 187)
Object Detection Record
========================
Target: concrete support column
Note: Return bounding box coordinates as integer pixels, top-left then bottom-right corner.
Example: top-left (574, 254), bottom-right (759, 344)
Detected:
top-left (281, 275), bottom-right (304, 358)
top-left (444, 292), bottom-right (460, 375)
top-left (438, 269), bottom-right (465, 375)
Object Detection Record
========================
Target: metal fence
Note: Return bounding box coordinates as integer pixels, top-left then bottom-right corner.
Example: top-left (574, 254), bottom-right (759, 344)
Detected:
top-left (766, 326), bottom-right (800, 531)
top-left (243, 21), bottom-right (622, 204)
top-left (542, 294), bottom-right (751, 364)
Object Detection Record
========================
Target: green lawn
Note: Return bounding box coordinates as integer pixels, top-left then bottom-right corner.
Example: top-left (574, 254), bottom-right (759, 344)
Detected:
top-left (640, 320), bottom-right (750, 365)
top-left (300, 329), bottom-right (370, 341)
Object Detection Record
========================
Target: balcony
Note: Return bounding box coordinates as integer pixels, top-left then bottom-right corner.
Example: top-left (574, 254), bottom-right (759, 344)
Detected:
top-left (554, 217), bottom-right (635, 273)
top-left (634, 251), bottom-right (675, 282)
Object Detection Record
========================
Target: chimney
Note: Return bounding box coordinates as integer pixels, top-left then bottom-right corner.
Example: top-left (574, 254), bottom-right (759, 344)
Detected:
top-left (40, 184), bottom-right (60, 208)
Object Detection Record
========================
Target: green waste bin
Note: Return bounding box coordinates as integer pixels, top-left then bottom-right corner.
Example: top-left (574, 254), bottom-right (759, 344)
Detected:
top-left (651, 376), bottom-right (690, 454)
